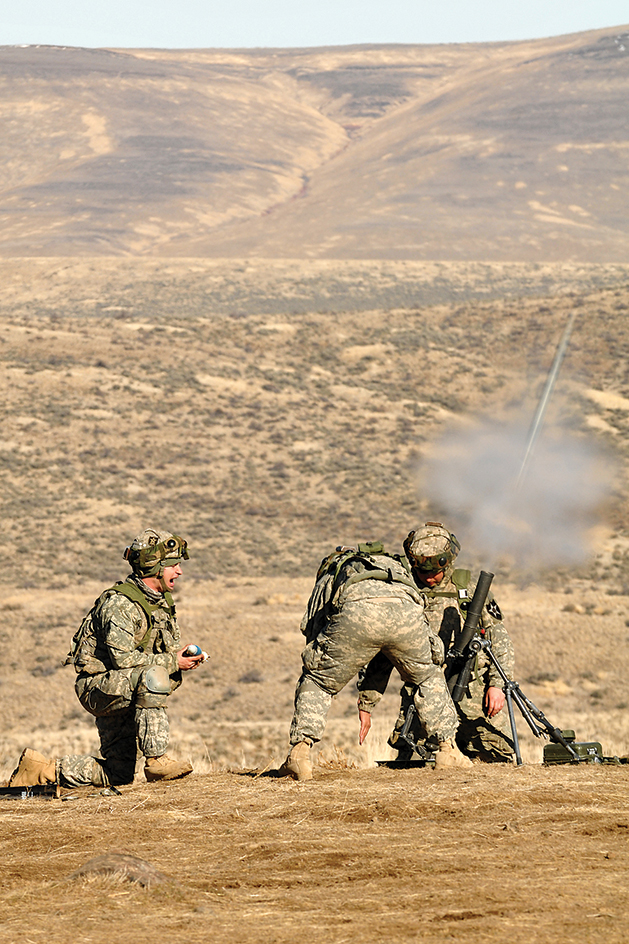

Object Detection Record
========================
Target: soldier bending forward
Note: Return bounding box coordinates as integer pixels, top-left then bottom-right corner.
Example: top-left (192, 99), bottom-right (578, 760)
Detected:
top-left (280, 541), bottom-right (472, 781)
top-left (359, 523), bottom-right (515, 763)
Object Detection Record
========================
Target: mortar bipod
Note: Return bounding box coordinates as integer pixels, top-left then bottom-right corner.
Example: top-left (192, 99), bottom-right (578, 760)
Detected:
top-left (467, 636), bottom-right (580, 766)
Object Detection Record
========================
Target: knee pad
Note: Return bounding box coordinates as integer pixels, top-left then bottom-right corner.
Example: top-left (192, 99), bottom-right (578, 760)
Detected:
top-left (135, 665), bottom-right (171, 708)
top-left (144, 665), bottom-right (171, 693)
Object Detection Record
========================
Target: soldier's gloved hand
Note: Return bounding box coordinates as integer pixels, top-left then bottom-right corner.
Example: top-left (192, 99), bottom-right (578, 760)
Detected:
top-left (484, 686), bottom-right (505, 718)
top-left (358, 708), bottom-right (372, 744)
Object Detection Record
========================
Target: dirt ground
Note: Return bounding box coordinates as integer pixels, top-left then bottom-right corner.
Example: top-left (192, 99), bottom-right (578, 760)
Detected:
top-left (1, 764), bottom-right (628, 944)
top-left (1, 259), bottom-right (628, 942)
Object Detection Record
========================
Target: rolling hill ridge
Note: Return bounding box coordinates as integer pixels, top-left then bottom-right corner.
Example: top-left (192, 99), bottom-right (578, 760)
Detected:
top-left (1, 25), bottom-right (628, 259)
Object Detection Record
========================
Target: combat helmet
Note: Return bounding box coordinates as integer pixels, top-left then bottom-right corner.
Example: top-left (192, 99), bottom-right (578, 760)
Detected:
top-left (123, 529), bottom-right (189, 577)
top-left (404, 521), bottom-right (460, 574)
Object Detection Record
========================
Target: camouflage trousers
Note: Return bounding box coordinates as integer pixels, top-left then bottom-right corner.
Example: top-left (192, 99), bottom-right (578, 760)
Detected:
top-left (391, 679), bottom-right (515, 762)
top-left (58, 666), bottom-right (177, 787)
top-left (290, 597), bottom-right (458, 746)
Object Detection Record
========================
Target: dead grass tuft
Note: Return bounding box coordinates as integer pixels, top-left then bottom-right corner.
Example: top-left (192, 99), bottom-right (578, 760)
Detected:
top-left (316, 746), bottom-right (358, 771)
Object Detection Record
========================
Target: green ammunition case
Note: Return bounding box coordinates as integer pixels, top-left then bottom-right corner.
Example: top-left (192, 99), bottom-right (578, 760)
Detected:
top-left (543, 729), bottom-right (603, 765)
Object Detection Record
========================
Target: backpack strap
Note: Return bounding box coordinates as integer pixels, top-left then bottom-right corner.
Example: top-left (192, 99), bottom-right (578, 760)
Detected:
top-left (64, 582), bottom-right (176, 668)
top-left (330, 548), bottom-right (419, 606)
top-left (63, 585), bottom-right (120, 667)
top-left (112, 581), bottom-right (175, 617)
top-left (451, 569), bottom-right (471, 593)
top-left (108, 582), bottom-right (176, 652)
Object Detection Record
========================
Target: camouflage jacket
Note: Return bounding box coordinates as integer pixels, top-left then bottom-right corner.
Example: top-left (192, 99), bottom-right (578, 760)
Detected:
top-left (300, 552), bottom-right (424, 645)
top-left (357, 567), bottom-right (514, 711)
top-left (71, 575), bottom-right (181, 677)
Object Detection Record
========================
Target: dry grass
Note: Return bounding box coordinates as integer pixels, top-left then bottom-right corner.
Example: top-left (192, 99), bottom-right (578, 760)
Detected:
top-left (1, 259), bottom-right (629, 590)
top-left (1, 765), bottom-right (628, 944)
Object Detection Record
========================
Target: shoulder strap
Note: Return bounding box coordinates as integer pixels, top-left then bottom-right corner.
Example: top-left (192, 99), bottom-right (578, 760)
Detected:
top-left (451, 569), bottom-right (471, 591)
top-left (423, 569), bottom-right (471, 601)
top-left (65, 583), bottom-right (176, 666)
top-left (112, 581), bottom-right (175, 617)
top-left (64, 584), bottom-right (125, 667)
top-left (110, 583), bottom-right (176, 652)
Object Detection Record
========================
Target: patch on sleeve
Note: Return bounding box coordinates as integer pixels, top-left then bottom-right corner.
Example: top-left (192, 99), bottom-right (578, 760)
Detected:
top-left (486, 599), bottom-right (502, 621)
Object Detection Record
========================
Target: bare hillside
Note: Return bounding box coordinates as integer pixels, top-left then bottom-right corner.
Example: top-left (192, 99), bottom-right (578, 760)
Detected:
top-left (2, 258), bottom-right (629, 585)
top-left (1, 25), bottom-right (628, 259)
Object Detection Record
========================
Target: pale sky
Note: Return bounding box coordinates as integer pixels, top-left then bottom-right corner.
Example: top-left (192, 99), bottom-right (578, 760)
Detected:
top-left (2, 0), bottom-right (628, 49)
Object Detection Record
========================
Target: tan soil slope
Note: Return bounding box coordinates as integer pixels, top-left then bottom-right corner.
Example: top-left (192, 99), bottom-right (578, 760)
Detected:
top-left (1, 25), bottom-right (628, 259)
top-left (191, 28), bottom-right (629, 262)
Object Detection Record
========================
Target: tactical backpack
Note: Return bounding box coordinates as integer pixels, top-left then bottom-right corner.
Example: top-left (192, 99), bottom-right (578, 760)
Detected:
top-left (317, 541), bottom-right (421, 606)
top-left (64, 581), bottom-right (176, 672)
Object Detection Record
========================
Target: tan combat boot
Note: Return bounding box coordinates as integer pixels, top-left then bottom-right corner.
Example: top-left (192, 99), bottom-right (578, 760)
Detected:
top-left (9, 749), bottom-right (57, 787)
top-left (144, 754), bottom-right (193, 782)
top-left (278, 742), bottom-right (313, 781)
top-left (433, 739), bottom-right (474, 770)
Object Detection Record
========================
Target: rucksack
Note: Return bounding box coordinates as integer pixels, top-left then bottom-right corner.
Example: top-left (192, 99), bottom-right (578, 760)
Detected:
top-left (300, 541), bottom-right (422, 642)
top-left (316, 541), bottom-right (419, 604)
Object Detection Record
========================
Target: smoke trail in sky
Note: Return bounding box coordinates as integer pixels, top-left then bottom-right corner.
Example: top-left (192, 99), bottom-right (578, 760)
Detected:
top-left (417, 417), bottom-right (615, 573)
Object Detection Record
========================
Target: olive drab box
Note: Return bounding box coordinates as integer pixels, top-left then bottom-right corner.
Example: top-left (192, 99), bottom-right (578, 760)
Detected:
top-left (543, 730), bottom-right (603, 765)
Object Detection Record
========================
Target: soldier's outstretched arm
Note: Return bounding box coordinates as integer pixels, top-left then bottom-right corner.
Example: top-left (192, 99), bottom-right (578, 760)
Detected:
top-left (358, 709), bottom-right (372, 744)
top-left (484, 686), bottom-right (506, 717)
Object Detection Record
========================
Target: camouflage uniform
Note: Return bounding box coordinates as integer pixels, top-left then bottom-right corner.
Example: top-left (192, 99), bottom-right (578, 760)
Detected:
top-left (289, 552), bottom-right (459, 748)
top-left (358, 569), bottom-right (515, 762)
top-left (59, 573), bottom-right (183, 787)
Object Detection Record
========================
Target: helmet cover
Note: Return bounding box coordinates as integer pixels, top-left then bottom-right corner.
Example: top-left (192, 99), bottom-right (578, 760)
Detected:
top-left (123, 529), bottom-right (189, 577)
top-left (404, 521), bottom-right (460, 574)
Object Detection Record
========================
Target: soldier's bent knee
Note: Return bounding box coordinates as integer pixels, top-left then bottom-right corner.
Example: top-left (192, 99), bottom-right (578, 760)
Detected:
top-left (135, 665), bottom-right (171, 709)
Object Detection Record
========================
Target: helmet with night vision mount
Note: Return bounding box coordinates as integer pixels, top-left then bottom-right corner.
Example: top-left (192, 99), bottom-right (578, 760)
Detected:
top-left (404, 522), bottom-right (461, 574)
top-left (123, 529), bottom-right (189, 577)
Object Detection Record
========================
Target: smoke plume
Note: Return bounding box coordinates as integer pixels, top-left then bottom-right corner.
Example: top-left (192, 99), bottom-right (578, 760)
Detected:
top-left (417, 417), bottom-right (615, 575)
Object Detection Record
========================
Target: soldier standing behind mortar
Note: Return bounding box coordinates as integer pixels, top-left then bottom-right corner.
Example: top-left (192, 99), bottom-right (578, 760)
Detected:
top-left (358, 523), bottom-right (515, 763)
top-left (9, 529), bottom-right (206, 789)
top-left (279, 539), bottom-right (473, 781)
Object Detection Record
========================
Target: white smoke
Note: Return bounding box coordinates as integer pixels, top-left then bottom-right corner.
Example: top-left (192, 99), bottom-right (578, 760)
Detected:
top-left (417, 417), bottom-right (615, 574)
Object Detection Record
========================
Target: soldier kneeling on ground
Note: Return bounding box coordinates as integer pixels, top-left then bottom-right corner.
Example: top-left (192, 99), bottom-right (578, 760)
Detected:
top-left (10, 529), bottom-right (206, 789)
top-left (279, 538), bottom-right (473, 782)
top-left (359, 523), bottom-right (515, 764)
